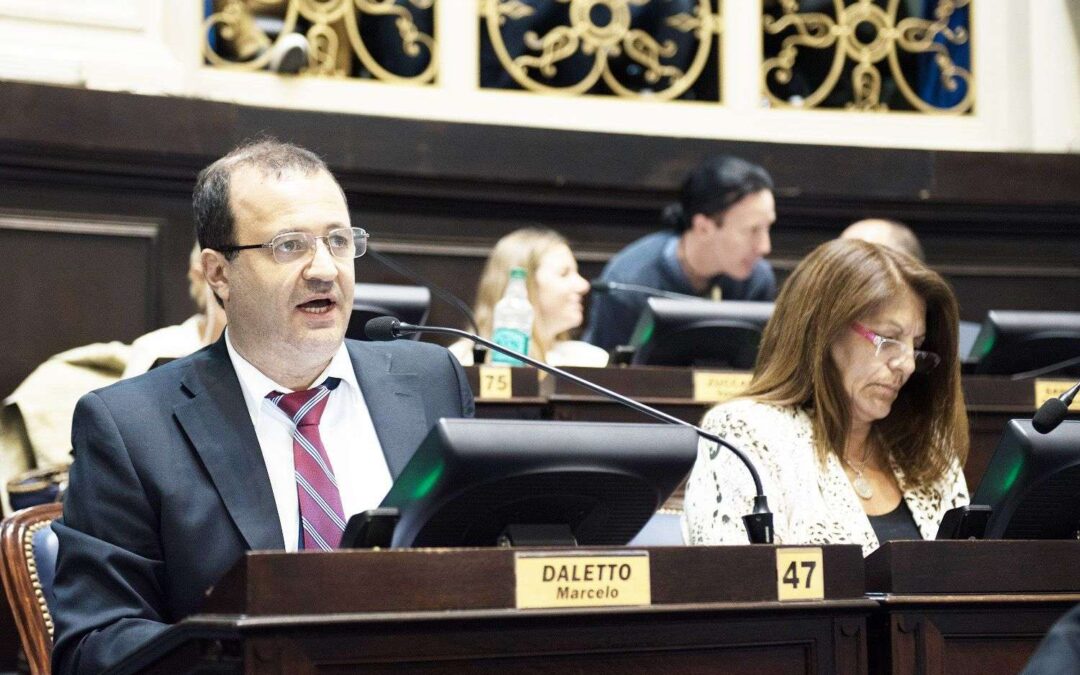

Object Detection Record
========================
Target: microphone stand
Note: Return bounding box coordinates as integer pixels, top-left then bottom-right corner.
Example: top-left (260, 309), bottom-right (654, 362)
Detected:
top-left (378, 319), bottom-right (774, 544)
top-left (365, 248), bottom-right (489, 365)
top-left (592, 280), bottom-right (709, 303)
top-left (367, 249), bottom-right (479, 332)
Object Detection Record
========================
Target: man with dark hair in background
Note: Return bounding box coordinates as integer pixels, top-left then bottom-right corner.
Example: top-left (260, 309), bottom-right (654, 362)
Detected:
top-left (50, 139), bottom-right (474, 674)
top-left (583, 155), bottom-right (778, 352)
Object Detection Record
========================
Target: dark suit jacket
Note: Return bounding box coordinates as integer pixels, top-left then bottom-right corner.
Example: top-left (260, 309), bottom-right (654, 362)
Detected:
top-left (50, 337), bottom-right (474, 674)
top-left (1021, 602), bottom-right (1080, 674)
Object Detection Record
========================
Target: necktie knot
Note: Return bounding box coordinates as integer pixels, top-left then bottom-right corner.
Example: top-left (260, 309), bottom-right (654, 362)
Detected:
top-left (268, 377), bottom-right (341, 427)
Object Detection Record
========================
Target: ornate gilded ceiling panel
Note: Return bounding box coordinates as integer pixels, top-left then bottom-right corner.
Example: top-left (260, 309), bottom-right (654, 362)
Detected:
top-left (479, 0), bottom-right (723, 101)
top-left (203, 0), bottom-right (437, 83)
top-left (761, 0), bottom-right (973, 113)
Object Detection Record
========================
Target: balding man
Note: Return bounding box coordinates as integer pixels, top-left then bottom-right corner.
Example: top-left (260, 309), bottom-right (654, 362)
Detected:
top-left (841, 218), bottom-right (925, 261)
top-left (51, 139), bottom-right (474, 673)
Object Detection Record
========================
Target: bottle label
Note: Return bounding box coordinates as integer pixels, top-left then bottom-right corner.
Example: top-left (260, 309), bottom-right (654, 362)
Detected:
top-left (490, 328), bottom-right (530, 367)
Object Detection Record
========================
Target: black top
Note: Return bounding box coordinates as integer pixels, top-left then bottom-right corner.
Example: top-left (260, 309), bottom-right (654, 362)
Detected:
top-left (868, 500), bottom-right (922, 543)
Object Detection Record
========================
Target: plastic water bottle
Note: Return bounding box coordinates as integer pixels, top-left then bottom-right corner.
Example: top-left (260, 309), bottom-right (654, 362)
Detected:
top-left (490, 267), bottom-right (534, 366)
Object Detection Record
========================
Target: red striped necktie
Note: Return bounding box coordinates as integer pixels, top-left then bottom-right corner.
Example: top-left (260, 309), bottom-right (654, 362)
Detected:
top-left (268, 377), bottom-right (345, 551)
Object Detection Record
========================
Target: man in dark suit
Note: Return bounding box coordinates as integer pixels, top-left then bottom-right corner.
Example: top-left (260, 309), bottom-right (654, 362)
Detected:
top-left (50, 139), bottom-right (474, 674)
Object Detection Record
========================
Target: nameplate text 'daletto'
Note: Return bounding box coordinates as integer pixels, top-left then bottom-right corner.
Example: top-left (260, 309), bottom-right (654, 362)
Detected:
top-left (514, 551), bottom-right (651, 609)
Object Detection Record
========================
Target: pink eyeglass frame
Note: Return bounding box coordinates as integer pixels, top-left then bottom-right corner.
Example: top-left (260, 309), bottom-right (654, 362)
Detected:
top-left (851, 322), bottom-right (941, 372)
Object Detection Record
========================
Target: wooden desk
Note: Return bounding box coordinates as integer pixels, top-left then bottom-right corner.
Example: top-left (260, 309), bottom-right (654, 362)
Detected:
top-left (109, 546), bottom-right (873, 674)
top-left (865, 541), bottom-right (1080, 675)
top-left (466, 366), bottom-right (1077, 493)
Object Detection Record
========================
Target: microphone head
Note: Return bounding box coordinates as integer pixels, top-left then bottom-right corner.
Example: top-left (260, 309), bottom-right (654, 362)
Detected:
top-left (364, 316), bottom-right (402, 342)
top-left (1032, 398), bottom-right (1068, 434)
top-left (590, 280), bottom-right (612, 293)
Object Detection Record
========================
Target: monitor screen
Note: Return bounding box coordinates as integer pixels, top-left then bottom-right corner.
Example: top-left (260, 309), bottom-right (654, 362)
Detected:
top-left (346, 282), bottom-right (431, 342)
top-left (970, 310), bottom-right (1080, 376)
top-left (375, 418), bottom-right (698, 548)
top-left (628, 298), bottom-right (774, 368)
top-left (971, 419), bottom-right (1080, 539)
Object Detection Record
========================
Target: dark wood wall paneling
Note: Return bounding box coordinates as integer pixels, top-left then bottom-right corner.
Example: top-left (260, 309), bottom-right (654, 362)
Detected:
top-left (0, 80), bottom-right (1078, 399)
top-left (0, 213), bottom-right (163, 400)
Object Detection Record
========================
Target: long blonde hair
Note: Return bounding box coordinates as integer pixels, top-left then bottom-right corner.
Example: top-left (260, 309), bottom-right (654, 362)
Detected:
top-left (742, 239), bottom-right (967, 485)
top-left (474, 228), bottom-right (572, 362)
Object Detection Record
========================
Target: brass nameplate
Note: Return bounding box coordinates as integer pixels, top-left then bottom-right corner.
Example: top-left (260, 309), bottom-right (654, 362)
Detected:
top-left (478, 366), bottom-right (513, 399)
top-left (776, 547), bottom-right (824, 601)
top-left (515, 552), bottom-right (651, 609)
top-left (693, 371), bottom-right (752, 403)
top-left (1034, 379), bottom-right (1080, 411)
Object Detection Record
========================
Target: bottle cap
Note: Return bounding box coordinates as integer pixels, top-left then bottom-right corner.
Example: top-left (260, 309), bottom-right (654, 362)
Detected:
top-left (509, 266), bottom-right (527, 280)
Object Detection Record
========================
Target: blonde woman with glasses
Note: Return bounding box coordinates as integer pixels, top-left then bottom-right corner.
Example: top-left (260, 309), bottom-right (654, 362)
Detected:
top-left (684, 239), bottom-right (969, 555)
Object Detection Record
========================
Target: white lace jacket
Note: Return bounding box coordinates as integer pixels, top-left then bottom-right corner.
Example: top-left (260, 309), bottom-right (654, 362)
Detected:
top-left (682, 399), bottom-right (969, 556)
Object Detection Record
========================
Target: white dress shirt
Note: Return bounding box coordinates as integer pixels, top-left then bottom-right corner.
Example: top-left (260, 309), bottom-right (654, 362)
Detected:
top-left (225, 331), bottom-right (393, 551)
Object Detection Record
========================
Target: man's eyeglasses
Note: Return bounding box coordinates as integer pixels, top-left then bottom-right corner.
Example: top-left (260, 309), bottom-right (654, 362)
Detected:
top-left (851, 322), bottom-right (941, 373)
top-left (218, 227), bottom-right (368, 264)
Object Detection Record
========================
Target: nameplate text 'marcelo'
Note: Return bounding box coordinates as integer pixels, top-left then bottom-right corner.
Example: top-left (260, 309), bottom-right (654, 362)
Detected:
top-left (514, 552), bottom-right (651, 609)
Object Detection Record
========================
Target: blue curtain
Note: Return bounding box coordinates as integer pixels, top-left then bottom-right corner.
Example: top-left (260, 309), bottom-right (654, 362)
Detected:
top-left (205, 0), bottom-right (217, 52)
top-left (917, 0), bottom-right (971, 109)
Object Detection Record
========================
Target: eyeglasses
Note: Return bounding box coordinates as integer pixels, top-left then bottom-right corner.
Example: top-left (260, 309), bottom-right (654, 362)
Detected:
top-left (851, 322), bottom-right (941, 373)
top-left (218, 227), bottom-right (368, 264)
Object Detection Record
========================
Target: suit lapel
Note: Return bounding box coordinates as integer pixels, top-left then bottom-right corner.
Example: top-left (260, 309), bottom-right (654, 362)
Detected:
top-left (347, 341), bottom-right (427, 480)
top-left (174, 339), bottom-right (284, 551)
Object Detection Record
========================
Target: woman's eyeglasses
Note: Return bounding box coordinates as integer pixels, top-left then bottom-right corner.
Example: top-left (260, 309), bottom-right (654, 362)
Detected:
top-left (851, 322), bottom-right (941, 372)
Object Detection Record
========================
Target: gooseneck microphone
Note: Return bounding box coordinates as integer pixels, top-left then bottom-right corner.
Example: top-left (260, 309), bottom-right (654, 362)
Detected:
top-left (590, 280), bottom-right (707, 303)
top-left (365, 316), bottom-right (774, 544)
top-left (367, 248), bottom-right (480, 334)
top-left (1032, 380), bottom-right (1080, 434)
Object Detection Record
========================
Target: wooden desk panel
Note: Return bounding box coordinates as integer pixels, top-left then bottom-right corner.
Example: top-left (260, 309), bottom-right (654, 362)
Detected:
top-left (869, 597), bottom-right (1078, 675)
top-left (467, 367), bottom-right (1078, 495)
top-left (133, 603), bottom-right (873, 674)
top-left (865, 541), bottom-right (1080, 675)
top-left (119, 546), bottom-right (872, 673)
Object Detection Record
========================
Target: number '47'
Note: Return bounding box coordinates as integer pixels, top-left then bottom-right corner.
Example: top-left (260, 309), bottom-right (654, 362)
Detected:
top-left (782, 560), bottom-right (817, 588)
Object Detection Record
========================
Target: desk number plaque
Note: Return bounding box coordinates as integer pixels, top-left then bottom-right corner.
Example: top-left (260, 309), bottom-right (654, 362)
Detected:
top-left (478, 366), bottom-right (513, 399)
top-left (775, 547), bottom-right (825, 601)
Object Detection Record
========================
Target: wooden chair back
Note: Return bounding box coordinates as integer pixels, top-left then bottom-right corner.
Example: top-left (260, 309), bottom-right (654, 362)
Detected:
top-left (1, 501), bottom-right (63, 674)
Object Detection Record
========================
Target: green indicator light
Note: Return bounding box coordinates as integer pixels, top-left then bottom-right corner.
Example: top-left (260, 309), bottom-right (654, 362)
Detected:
top-left (638, 321), bottom-right (655, 346)
top-left (410, 460), bottom-right (445, 500)
top-left (970, 329), bottom-right (995, 360)
top-left (983, 455), bottom-right (1025, 503)
top-left (998, 457), bottom-right (1024, 495)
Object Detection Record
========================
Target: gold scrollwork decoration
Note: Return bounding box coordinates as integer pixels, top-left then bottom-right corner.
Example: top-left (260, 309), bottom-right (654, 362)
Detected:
top-left (202, 0), bottom-right (437, 84)
top-left (480, 0), bottom-right (722, 100)
top-left (761, 0), bottom-right (973, 114)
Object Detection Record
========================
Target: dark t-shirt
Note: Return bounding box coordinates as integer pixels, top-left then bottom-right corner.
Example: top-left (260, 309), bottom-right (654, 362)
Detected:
top-left (868, 500), bottom-right (922, 544)
top-left (582, 231), bottom-right (777, 351)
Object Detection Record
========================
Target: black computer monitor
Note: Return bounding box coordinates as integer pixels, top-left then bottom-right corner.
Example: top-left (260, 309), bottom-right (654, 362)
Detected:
top-left (346, 282), bottom-right (431, 342)
top-left (970, 310), bottom-right (1080, 376)
top-left (370, 418), bottom-right (697, 548)
top-left (628, 298), bottom-right (774, 368)
top-left (971, 419), bottom-right (1080, 539)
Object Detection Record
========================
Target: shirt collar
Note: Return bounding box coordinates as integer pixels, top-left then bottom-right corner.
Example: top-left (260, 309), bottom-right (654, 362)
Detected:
top-left (225, 328), bottom-right (358, 425)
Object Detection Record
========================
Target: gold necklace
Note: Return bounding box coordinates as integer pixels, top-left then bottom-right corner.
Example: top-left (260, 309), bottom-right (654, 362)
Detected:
top-left (846, 443), bottom-right (875, 500)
